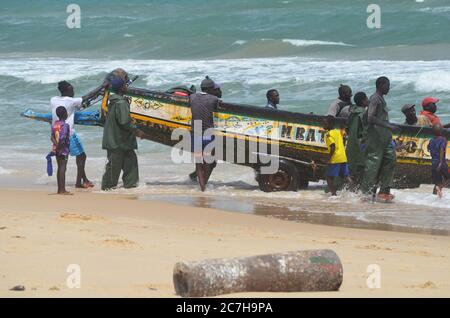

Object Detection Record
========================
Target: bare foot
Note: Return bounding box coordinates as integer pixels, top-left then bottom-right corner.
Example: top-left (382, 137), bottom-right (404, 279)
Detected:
top-left (377, 193), bottom-right (393, 203)
top-left (76, 182), bottom-right (94, 189)
top-left (437, 187), bottom-right (443, 199)
top-left (57, 191), bottom-right (73, 195)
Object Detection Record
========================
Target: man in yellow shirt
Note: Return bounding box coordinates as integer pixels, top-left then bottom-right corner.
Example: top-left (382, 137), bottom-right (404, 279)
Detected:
top-left (323, 116), bottom-right (352, 196)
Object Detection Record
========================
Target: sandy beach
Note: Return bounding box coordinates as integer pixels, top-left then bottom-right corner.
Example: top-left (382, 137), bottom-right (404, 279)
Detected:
top-left (0, 188), bottom-right (449, 297)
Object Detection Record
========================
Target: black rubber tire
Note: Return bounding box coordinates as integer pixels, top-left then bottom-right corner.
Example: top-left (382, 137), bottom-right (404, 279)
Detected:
top-left (257, 160), bottom-right (298, 192)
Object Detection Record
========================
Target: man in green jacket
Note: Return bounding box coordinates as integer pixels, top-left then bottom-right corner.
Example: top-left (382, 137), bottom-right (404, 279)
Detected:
top-left (101, 77), bottom-right (145, 190)
top-left (346, 91), bottom-right (369, 184)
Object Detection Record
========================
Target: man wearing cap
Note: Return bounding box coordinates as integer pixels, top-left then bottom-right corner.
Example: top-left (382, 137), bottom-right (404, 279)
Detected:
top-left (50, 80), bottom-right (105, 189)
top-left (101, 77), bottom-right (145, 190)
top-left (189, 76), bottom-right (222, 191)
top-left (401, 104), bottom-right (418, 125)
top-left (419, 97), bottom-right (450, 128)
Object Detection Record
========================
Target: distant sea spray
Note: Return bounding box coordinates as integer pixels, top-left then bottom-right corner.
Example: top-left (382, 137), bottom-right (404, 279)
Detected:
top-left (1, 57), bottom-right (449, 94)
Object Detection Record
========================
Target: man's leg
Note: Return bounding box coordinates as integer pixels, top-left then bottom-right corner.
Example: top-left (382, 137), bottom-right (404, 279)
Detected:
top-left (101, 149), bottom-right (124, 190)
top-left (326, 164), bottom-right (339, 196)
top-left (327, 176), bottom-right (337, 196)
top-left (56, 156), bottom-right (69, 194)
top-left (360, 145), bottom-right (384, 195)
top-left (204, 161), bottom-right (217, 185)
top-left (70, 133), bottom-right (92, 188)
top-left (193, 139), bottom-right (206, 191)
top-left (196, 163), bottom-right (207, 192)
top-left (378, 143), bottom-right (397, 195)
top-left (189, 170), bottom-right (198, 181)
top-left (75, 153), bottom-right (88, 187)
top-left (122, 150), bottom-right (139, 188)
top-left (203, 142), bottom-right (216, 186)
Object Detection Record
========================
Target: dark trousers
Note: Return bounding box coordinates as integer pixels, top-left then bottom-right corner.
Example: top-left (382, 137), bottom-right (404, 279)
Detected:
top-left (101, 149), bottom-right (139, 190)
top-left (361, 141), bottom-right (396, 194)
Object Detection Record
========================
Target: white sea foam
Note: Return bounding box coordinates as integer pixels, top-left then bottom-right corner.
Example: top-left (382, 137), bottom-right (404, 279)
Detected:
top-left (419, 6), bottom-right (450, 13)
top-left (232, 40), bottom-right (247, 46)
top-left (0, 166), bottom-right (15, 175)
top-left (392, 188), bottom-right (450, 209)
top-left (1, 57), bottom-right (450, 92)
top-left (282, 39), bottom-right (353, 47)
top-left (414, 70), bottom-right (450, 92)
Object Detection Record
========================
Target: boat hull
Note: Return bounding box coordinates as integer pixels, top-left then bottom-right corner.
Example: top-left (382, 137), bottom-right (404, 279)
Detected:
top-left (100, 87), bottom-right (448, 189)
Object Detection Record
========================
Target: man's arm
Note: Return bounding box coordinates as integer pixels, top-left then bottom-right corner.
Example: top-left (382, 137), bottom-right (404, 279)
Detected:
top-left (215, 98), bottom-right (221, 111)
top-left (115, 101), bottom-right (146, 138)
top-left (367, 97), bottom-right (399, 132)
top-left (116, 101), bottom-right (137, 132)
top-left (327, 101), bottom-right (338, 117)
top-left (438, 141), bottom-right (446, 171)
top-left (329, 144), bottom-right (336, 163)
top-left (51, 132), bottom-right (57, 148)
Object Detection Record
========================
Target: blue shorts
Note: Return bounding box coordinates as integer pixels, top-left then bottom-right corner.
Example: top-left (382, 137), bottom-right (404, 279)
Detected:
top-left (327, 163), bottom-right (350, 177)
top-left (69, 133), bottom-right (85, 157)
top-left (431, 164), bottom-right (450, 185)
top-left (191, 135), bottom-right (215, 154)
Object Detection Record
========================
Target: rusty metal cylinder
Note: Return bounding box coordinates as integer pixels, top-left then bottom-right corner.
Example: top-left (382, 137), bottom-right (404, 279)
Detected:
top-left (173, 249), bottom-right (343, 297)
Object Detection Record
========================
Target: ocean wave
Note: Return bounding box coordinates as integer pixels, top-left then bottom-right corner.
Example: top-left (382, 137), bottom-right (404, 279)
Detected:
top-left (414, 70), bottom-right (450, 92)
top-left (392, 187), bottom-right (450, 209)
top-left (419, 6), bottom-right (450, 13)
top-left (2, 57), bottom-right (450, 87)
top-left (232, 40), bottom-right (247, 46)
top-left (0, 166), bottom-right (15, 175)
top-left (282, 39), bottom-right (353, 47)
top-left (336, 210), bottom-right (450, 231)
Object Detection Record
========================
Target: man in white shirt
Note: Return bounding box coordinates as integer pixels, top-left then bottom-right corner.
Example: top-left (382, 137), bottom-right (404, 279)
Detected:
top-left (50, 81), bottom-right (104, 188)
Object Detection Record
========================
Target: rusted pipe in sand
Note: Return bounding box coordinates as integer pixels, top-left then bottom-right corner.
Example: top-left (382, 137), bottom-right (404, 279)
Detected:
top-left (173, 249), bottom-right (343, 297)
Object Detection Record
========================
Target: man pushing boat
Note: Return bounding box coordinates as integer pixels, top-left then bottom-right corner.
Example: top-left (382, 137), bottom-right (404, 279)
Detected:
top-left (50, 81), bottom-right (105, 189)
top-left (101, 77), bottom-right (146, 190)
top-left (190, 76), bottom-right (222, 191)
top-left (360, 76), bottom-right (400, 202)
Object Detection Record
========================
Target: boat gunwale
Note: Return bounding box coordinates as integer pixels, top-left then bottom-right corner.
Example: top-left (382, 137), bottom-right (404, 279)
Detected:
top-left (124, 87), bottom-right (448, 139)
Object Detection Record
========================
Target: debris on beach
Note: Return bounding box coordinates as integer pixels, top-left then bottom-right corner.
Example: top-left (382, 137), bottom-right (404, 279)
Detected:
top-left (9, 285), bottom-right (25, 292)
top-left (173, 249), bottom-right (343, 297)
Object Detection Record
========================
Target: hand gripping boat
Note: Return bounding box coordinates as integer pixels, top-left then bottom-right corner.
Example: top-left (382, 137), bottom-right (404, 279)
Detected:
top-left (22, 83), bottom-right (449, 192)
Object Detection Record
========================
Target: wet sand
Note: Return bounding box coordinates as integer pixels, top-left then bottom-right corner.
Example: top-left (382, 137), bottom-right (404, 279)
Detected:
top-left (141, 194), bottom-right (450, 236)
top-left (1, 188), bottom-right (449, 297)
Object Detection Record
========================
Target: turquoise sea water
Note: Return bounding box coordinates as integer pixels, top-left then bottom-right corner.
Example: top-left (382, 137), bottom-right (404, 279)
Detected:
top-left (0, 0), bottom-right (449, 232)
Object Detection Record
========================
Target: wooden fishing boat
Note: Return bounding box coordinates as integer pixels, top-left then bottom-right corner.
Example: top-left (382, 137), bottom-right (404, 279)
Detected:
top-left (22, 83), bottom-right (449, 192)
top-left (101, 86), bottom-right (448, 191)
